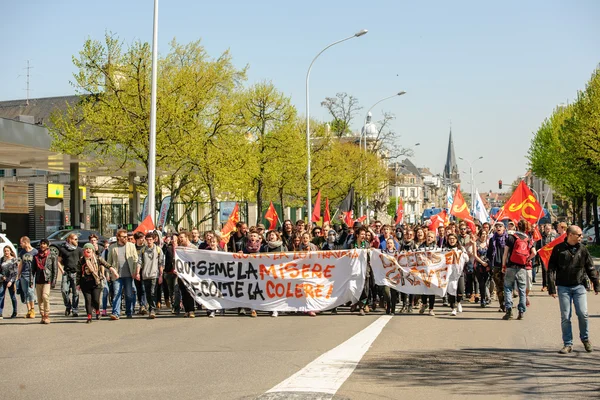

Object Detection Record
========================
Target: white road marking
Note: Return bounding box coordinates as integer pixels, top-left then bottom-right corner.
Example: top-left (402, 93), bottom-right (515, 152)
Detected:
top-left (266, 315), bottom-right (392, 396)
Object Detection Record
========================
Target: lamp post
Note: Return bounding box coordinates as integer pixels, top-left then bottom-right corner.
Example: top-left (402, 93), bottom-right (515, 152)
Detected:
top-left (459, 155), bottom-right (484, 215)
top-left (362, 91), bottom-right (406, 222)
top-left (306, 29), bottom-right (367, 223)
top-left (147, 0), bottom-right (159, 224)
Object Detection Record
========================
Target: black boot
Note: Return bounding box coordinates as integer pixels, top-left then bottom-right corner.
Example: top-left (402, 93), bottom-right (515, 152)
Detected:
top-left (502, 308), bottom-right (513, 320)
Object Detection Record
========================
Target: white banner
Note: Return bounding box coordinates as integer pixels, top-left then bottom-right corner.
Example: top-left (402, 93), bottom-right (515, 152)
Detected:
top-left (370, 249), bottom-right (466, 296)
top-left (174, 248), bottom-right (367, 312)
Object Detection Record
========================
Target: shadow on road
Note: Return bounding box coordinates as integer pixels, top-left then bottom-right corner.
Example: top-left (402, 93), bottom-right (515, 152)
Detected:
top-left (355, 347), bottom-right (600, 398)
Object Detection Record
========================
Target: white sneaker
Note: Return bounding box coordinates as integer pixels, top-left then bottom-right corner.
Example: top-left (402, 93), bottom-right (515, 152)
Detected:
top-left (271, 311), bottom-right (278, 318)
top-left (451, 308), bottom-right (457, 316)
top-left (457, 303), bottom-right (463, 313)
top-left (208, 311), bottom-right (215, 318)
top-left (428, 309), bottom-right (435, 316)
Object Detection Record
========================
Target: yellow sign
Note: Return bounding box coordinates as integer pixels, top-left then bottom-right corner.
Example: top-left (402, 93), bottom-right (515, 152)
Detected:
top-left (48, 184), bottom-right (64, 199)
top-left (80, 186), bottom-right (87, 201)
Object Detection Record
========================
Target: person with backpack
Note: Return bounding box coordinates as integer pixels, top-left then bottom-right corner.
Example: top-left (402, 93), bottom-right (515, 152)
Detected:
top-left (502, 219), bottom-right (537, 321)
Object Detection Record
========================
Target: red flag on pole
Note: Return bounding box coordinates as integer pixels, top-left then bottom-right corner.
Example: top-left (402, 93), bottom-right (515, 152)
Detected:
top-left (532, 225), bottom-right (542, 242)
top-left (450, 185), bottom-right (471, 220)
top-left (323, 198), bottom-right (331, 225)
top-left (539, 233), bottom-right (566, 270)
top-left (501, 181), bottom-right (543, 224)
top-left (264, 201), bottom-right (279, 230)
top-left (219, 203), bottom-right (240, 248)
top-left (134, 215), bottom-right (155, 234)
top-left (311, 190), bottom-right (322, 223)
top-left (357, 215), bottom-right (367, 223)
top-left (395, 198), bottom-right (404, 225)
top-left (429, 210), bottom-right (448, 231)
top-left (338, 187), bottom-right (354, 227)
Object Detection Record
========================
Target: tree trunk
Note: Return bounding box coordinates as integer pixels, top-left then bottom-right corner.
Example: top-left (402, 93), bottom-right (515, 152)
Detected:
top-left (209, 183), bottom-right (218, 231)
top-left (585, 191), bottom-right (593, 226)
top-left (279, 187), bottom-right (285, 223)
top-left (256, 178), bottom-right (263, 226)
top-left (577, 196), bottom-right (585, 227)
top-left (593, 194), bottom-right (599, 245)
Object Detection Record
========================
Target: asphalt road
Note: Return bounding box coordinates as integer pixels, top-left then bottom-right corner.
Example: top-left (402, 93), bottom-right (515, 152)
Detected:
top-left (1, 277), bottom-right (599, 400)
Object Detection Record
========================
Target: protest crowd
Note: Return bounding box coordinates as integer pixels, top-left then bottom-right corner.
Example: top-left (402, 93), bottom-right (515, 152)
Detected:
top-left (0, 183), bottom-right (598, 356)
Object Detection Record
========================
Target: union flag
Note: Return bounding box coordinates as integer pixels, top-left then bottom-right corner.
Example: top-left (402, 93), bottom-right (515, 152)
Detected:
top-left (450, 185), bottom-right (471, 220)
top-left (429, 210), bottom-right (448, 231)
top-left (532, 225), bottom-right (542, 242)
top-left (502, 181), bottom-right (543, 224)
top-left (264, 201), bottom-right (278, 230)
top-left (311, 190), bottom-right (322, 223)
top-left (220, 203), bottom-right (240, 248)
top-left (539, 233), bottom-right (567, 270)
top-left (395, 198), bottom-right (404, 225)
top-left (323, 198), bottom-right (331, 225)
top-left (134, 215), bottom-right (155, 234)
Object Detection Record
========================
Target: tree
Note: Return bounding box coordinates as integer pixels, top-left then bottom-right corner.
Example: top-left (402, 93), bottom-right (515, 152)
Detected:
top-left (49, 34), bottom-right (247, 228)
top-left (320, 92), bottom-right (362, 137)
top-left (241, 82), bottom-right (298, 224)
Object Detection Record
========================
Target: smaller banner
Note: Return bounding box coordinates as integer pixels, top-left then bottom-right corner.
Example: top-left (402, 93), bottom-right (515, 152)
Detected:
top-left (174, 248), bottom-right (367, 312)
top-left (370, 249), bottom-right (466, 296)
top-left (157, 196), bottom-right (171, 228)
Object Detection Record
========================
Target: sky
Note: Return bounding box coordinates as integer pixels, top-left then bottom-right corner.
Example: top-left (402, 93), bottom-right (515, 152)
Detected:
top-left (1, 0), bottom-right (599, 195)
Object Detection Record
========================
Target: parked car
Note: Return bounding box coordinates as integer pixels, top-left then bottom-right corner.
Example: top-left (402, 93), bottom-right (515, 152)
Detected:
top-left (0, 233), bottom-right (18, 259)
top-left (583, 226), bottom-right (596, 245)
top-left (30, 229), bottom-right (107, 257)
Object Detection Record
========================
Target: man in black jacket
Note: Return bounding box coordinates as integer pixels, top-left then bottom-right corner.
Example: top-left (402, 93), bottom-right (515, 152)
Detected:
top-left (548, 225), bottom-right (599, 354)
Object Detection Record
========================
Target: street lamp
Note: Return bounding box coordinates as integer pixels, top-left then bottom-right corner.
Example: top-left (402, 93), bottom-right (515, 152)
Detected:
top-left (147, 0), bottom-right (159, 224)
top-left (362, 91), bottom-right (406, 222)
top-left (459, 156), bottom-right (484, 215)
top-left (306, 29), bottom-right (368, 223)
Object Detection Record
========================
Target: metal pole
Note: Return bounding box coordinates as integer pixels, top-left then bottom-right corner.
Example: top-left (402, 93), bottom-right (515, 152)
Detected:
top-left (306, 30), bottom-right (367, 223)
top-left (148, 0), bottom-right (159, 224)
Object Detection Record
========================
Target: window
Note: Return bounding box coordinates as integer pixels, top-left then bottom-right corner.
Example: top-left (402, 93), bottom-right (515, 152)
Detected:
top-left (410, 188), bottom-right (415, 198)
top-left (410, 178), bottom-right (415, 184)
top-left (400, 189), bottom-right (405, 197)
top-left (389, 189), bottom-right (393, 196)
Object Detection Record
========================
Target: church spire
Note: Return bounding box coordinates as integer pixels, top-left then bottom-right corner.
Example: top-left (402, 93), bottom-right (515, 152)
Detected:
top-left (443, 127), bottom-right (460, 184)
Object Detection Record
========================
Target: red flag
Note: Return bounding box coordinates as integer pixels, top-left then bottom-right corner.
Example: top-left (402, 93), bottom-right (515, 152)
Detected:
top-left (338, 187), bottom-right (354, 227)
top-left (219, 203), bottom-right (240, 248)
top-left (311, 190), bottom-right (322, 223)
top-left (134, 215), bottom-right (155, 234)
top-left (502, 181), bottom-right (543, 224)
top-left (323, 198), bottom-right (331, 225)
top-left (357, 215), bottom-right (367, 223)
top-left (450, 185), bottom-right (471, 220)
top-left (539, 233), bottom-right (567, 270)
top-left (532, 225), bottom-right (542, 242)
top-left (395, 198), bottom-right (404, 225)
top-left (463, 215), bottom-right (477, 234)
top-left (264, 201), bottom-right (278, 230)
top-left (429, 210), bottom-right (448, 231)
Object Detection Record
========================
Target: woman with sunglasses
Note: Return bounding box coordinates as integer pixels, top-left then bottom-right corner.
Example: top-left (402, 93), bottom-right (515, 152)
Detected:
top-left (444, 233), bottom-right (467, 316)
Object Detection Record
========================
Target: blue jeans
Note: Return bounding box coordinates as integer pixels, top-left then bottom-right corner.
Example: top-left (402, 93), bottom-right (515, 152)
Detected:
top-left (19, 276), bottom-right (36, 303)
top-left (102, 281), bottom-right (113, 311)
top-left (61, 272), bottom-right (79, 313)
top-left (112, 277), bottom-right (135, 317)
top-left (504, 267), bottom-right (527, 313)
top-left (0, 281), bottom-right (18, 316)
top-left (558, 285), bottom-right (589, 346)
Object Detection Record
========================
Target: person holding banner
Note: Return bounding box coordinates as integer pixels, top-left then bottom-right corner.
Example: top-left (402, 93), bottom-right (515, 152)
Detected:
top-left (419, 231), bottom-right (439, 316)
top-left (261, 231), bottom-right (287, 253)
top-left (445, 233), bottom-right (466, 316)
top-left (548, 225), bottom-right (599, 354)
top-left (173, 232), bottom-right (199, 318)
top-left (399, 229), bottom-right (417, 313)
top-left (347, 226), bottom-right (370, 316)
top-left (383, 237), bottom-right (400, 315)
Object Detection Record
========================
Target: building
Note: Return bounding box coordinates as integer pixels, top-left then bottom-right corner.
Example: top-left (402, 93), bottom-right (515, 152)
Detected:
top-left (443, 128), bottom-right (460, 186)
top-left (389, 159), bottom-right (424, 224)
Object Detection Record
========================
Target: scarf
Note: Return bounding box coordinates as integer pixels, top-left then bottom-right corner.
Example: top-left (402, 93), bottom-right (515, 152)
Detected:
top-left (267, 240), bottom-right (283, 250)
top-left (65, 242), bottom-right (77, 251)
top-left (35, 249), bottom-right (49, 271)
top-left (84, 254), bottom-right (101, 285)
